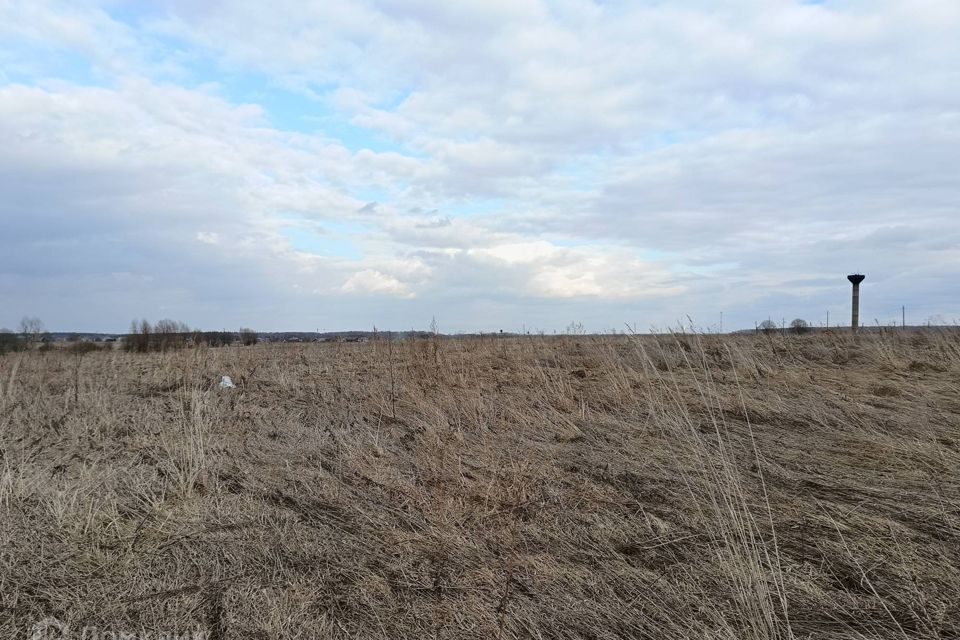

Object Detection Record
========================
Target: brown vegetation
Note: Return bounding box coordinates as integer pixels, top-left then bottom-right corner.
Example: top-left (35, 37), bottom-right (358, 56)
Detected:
top-left (1, 330), bottom-right (958, 638)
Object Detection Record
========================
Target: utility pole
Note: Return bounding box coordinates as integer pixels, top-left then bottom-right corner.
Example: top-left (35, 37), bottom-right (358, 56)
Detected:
top-left (902, 306), bottom-right (906, 330)
top-left (826, 310), bottom-right (829, 328)
top-left (720, 311), bottom-right (723, 334)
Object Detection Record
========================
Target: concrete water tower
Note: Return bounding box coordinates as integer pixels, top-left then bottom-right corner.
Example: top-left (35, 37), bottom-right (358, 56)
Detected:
top-left (847, 274), bottom-right (865, 331)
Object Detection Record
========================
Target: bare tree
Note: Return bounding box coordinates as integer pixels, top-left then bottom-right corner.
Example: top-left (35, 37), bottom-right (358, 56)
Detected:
top-left (154, 319), bottom-right (190, 351)
top-left (126, 319), bottom-right (153, 353)
top-left (790, 318), bottom-right (810, 334)
top-left (758, 319), bottom-right (778, 334)
top-left (126, 318), bottom-right (197, 352)
top-left (239, 328), bottom-right (258, 346)
top-left (18, 316), bottom-right (45, 344)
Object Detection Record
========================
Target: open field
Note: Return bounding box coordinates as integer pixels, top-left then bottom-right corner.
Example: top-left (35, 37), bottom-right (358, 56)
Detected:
top-left (1, 331), bottom-right (959, 639)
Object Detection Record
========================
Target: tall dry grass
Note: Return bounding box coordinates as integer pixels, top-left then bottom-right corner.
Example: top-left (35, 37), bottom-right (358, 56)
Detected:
top-left (0, 329), bottom-right (958, 638)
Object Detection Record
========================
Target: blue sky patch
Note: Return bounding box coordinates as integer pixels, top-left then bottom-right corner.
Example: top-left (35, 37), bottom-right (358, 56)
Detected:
top-left (280, 226), bottom-right (363, 260)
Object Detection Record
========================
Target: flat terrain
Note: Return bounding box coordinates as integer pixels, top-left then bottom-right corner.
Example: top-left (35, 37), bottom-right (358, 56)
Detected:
top-left (1, 331), bottom-right (959, 639)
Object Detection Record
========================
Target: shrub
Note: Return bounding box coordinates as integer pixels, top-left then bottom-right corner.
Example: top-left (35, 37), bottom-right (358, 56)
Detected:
top-left (67, 341), bottom-right (102, 355)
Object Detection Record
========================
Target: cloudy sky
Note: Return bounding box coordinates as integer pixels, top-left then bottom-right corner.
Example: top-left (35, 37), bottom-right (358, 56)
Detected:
top-left (1, 0), bottom-right (958, 333)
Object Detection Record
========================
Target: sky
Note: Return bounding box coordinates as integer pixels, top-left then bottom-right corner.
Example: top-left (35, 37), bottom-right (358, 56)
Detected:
top-left (1, 0), bottom-right (958, 333)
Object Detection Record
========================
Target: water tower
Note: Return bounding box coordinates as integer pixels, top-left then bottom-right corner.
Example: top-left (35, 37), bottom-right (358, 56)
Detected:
top-left (847, 274), bottom-right (865, 331)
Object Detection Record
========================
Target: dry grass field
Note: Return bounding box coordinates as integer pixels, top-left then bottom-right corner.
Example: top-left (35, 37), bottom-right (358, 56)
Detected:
top-left (1, 330), bottom-right (959, 639)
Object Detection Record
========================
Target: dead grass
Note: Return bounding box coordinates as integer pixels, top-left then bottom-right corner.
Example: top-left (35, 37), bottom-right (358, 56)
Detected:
top-left (1, 329), bottom-right (958, 638)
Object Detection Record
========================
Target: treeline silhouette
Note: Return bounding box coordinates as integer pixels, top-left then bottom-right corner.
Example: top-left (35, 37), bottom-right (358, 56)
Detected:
top-left (0, 331), bottom-right (25, 355)
top-left (125, 319), bottom-right (257, 352)
top-left (0, 315), bottom-right (50, 354)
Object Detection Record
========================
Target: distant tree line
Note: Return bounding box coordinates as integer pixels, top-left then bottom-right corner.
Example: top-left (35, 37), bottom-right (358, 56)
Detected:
top-left (758, 318), bottom-right (810, 335)
top-left (124, 319), bottom-right (258, 352)
top-left (0, 316), bottom-right (52, 354)
top-left (0, 328), bottom-right (24, 354)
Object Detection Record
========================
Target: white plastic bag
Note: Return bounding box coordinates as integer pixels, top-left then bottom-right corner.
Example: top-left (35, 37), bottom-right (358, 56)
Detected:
top-left (219, 375), bottom-right (235, 389)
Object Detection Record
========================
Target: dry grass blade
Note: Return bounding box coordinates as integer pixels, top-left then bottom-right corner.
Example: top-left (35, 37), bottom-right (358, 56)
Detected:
top-left (1, 330), bottom-right (958, 638)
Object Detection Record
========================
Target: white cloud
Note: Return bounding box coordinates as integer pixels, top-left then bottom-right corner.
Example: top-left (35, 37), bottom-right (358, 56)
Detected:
top-left (461, 241), bottom-right (682, 299)
top-left (195, 231), bottom-right (220, 245)
top-left (342, 269), bottom-right (415, 298)
top-left (1, 0), bottom-right (958, 331)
